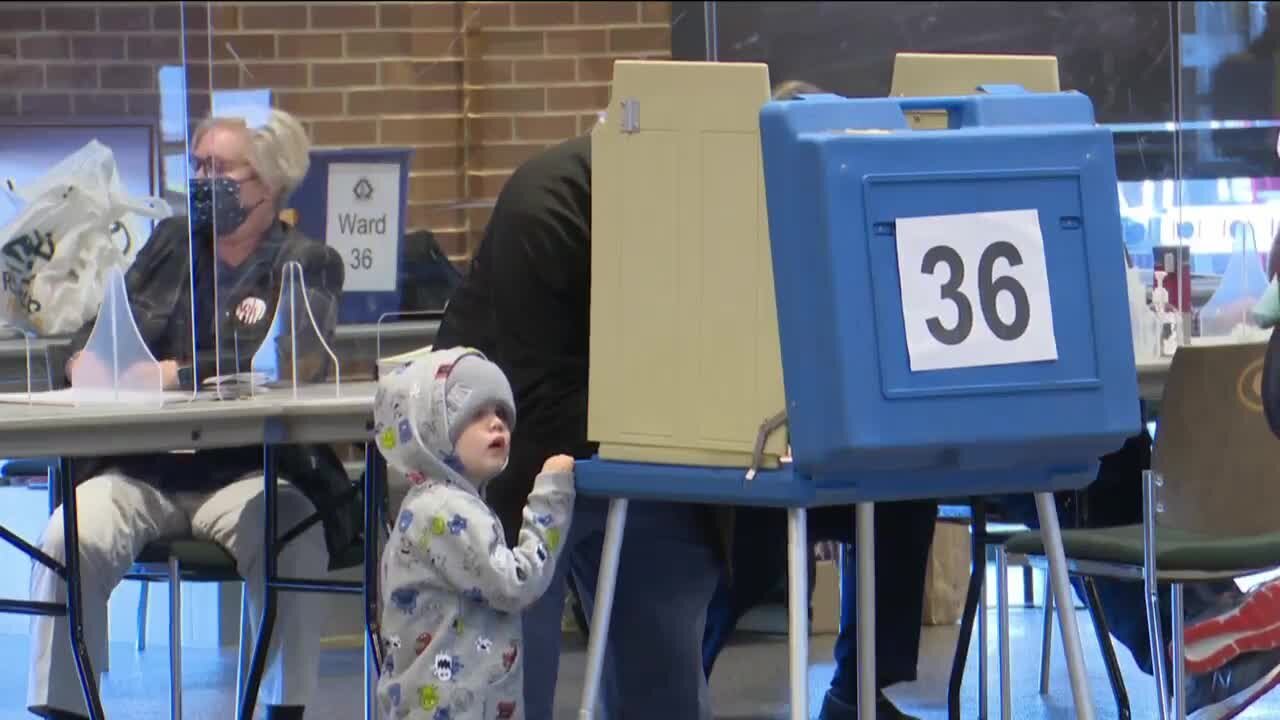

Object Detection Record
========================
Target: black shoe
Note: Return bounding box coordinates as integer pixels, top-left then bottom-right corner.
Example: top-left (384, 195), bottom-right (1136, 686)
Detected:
top-left (265, 706), bottom-right (305, 720)
top-left (817, 689), bottom-right (922, 720)
top-left (1186, 647), bottom-right (1280, 719)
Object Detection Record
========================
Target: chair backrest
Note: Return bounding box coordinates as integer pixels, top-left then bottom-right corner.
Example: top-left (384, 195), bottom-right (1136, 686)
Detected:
top-left (1153, 340), bottom-right (1280, 535)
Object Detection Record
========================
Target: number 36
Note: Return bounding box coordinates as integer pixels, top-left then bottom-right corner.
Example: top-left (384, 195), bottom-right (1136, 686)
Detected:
top-left (921, 241), bottom-right (1031, 345)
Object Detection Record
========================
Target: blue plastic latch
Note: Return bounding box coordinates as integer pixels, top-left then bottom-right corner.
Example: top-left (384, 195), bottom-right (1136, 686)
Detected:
top-left (976, 84), bottom-right (1028, 95)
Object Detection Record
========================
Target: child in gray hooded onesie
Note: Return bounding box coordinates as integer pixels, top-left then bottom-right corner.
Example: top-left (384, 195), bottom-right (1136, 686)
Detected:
top-left (374, 347), bottom-right (575, 720)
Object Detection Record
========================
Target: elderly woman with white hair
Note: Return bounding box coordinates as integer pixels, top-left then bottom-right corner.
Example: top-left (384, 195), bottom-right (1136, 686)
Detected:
top-left (27, 109), bottom-right (348, 720)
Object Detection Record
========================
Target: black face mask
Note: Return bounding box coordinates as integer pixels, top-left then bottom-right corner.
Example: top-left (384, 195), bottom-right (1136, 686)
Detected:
top-left (189, 177), bottom-right (254, 238)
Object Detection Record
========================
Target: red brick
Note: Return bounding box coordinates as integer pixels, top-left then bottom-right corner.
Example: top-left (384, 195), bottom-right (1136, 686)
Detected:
top-left (239, 62), bottom-right (309, 89)
top-left (19, 36), bottom-right (71, 61)
top-left (72, 36), bottom-right (126, 61)
top-left (414, 172), bottom-right (465, 200)
top-left (382, 3), bottom-right (457, 28)
top-left (470, 87), bottom-right (544, 114)
top-left (345, 31), bottom-right (412, 58)
top-left (313, 62), bottom-right (379, 87)
top-left (475, 29), bottom-right (543, 56)
top-left (46, 65), bottom-right (100, 90)
top-left (312, 3), bottom-right (378, 29)
top-left (0, 38), bottom-right (15, 61)
top-left (546, 29), bottom-right (606, 55)
top-left (470, 116), bottom-right (513, 142)
top-left (21, 93), bottom-right (71, 116)
top-left (472, 143), bottom-right (545, 171)
top-left (312, 119), bottom-right (379, 146)
top-left (468, 171), bottom-right (511, 198)
top-left (641, 2), bottom-right (671, 23)
top-left (214, 34), bottom-right (276, 61)
top-left (578, 112), bottom-right (603, 135)
top-left (182, 4), bottom-right (240, 32)
top-left (0, 94), bottom-right (17, 116)
top-left (578, 1), bottom-right (639, 24)
top-left (382, 116), bottom-right (462, 144)
top-left (547, 84), bottom-right (610, 112)
top-left (0, 9), bottom-right (43, 32)
top-left (411, 145), bottom-right (465, 173)
top-left (0, 65), bottom-right (43, 91)
top-left (101, 65), bottom-right (155, 91)
top-left (241, 4), bottom-right (309, 30)
top-left (514, 58), bottom-right (576, 83)
top-left (100, 5), bottom-right (152, 32)
top-left (515, 114), bottom-right (578, 141)
top-left (434, 230), bottom-right (469, 258)
top-left (346, 88), bottom-right (461, 115)
top-left (609, 26), bottom-right (670, 53)
top-left (153, 5), bottom-right (180, 30)
top-left (186, 63), bottom-right (240, 91)
top-left (278, 33), bottom-right (342, 59)
top-left (74, 93), bottom-right (128, 115)
top-left (463, 2), bottom-right (511, 28)
top-left (128, 92), bottom-right (160, 117)
top-left (45, 6), bottom-right (97, 32)
top-left (127, 35), bottom-right (182, 61)
top-left (577, 57), bottom-right (616, 83)
top-left (513, 2), bottom-right (574, 26)
top-left (468, 59), bottom-right (513, 85)
top-left (277, 91), bottom-right (345, 117)
top-left (381, 60), bottom-right (462, 87)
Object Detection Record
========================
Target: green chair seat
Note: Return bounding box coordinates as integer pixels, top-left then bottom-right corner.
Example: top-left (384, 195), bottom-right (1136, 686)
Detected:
top-left (1006, 525), bottom-right (1280, 573)
top-left (129, 539), bottom-right (240, 581)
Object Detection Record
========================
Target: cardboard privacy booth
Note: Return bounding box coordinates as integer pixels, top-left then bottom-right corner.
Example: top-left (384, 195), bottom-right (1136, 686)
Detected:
top-left (588, 60), bottom-right (788, 469)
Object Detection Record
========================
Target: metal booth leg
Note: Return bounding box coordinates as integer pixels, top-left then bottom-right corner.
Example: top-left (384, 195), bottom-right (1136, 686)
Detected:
top-left (996, 545), bottom-right (1011, 720)
top-left (364, 443), bottom-right (386, 720)
top-left (787, 508), bottom-right (810, 720)
top-left (578, 498), bottom-right (629, 720)
top-left (1083, 578), bottom-right (1132, 720)
top-left (60, 457), bottom-right (106, 720)
top-left (948, 498), bottom-right (987, 720)
top-left (1034, 491), bottom-right (1095, 720)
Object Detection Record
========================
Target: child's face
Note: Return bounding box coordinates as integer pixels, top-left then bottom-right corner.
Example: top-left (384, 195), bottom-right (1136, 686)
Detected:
top-left (455, 405), bottom-right (512, 485)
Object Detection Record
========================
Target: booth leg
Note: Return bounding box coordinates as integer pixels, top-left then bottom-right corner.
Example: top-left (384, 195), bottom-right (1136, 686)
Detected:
top-left (578, 498), bottom-right (629, 720)
top-left (856, 502), bottom-right (876, 720)
top-left (787, 508), bottom-right (810, 720)
top-left (1034, 492), bottom-right (1095, 720)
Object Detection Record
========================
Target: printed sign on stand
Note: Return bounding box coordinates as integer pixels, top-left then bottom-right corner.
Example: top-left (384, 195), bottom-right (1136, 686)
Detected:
top-left (326, 162), bottom-right (401, 293)
top-left (896, 208), bottom-right (1058, 372)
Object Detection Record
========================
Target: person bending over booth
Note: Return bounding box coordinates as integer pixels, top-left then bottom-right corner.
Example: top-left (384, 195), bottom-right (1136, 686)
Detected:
top-left (27, 109), bottom-right (350, 720)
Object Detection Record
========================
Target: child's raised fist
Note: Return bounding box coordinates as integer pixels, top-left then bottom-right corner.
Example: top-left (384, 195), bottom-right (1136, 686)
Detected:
top-left (542, 454), bottom-right (575, 474)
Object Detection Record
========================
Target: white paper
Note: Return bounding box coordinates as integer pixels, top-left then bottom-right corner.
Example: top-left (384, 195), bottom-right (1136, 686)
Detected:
top-left (326, 163), bottom-right (401, 293)
top-left (896, 208), bottom-right (1058, 372)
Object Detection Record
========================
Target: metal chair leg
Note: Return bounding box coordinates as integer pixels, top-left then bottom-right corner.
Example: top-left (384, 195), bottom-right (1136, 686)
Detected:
top-left (60, 457), bottom-right (105, 720)
top-left (234, 583), bottom-right (251, 720)
top-left (1083, 578), bottom-right (1131, 720)
top-left (979, 544), bottom-right (990, 719)
top-left (948, 499), bottom-right (987, 720)
top-left (577, 498), bottom-right (629, 720)
top-left (996, 546), bottom-right (1012, 720)
top-left (169, 556), bottom-right (183, 720)
top-left (855, 502), bottom-right (876, 720)
top-left (1039, 574), bottom-right (1053, 695)
top-left (1143, 470), bottom-right (1171, 720)
top-left (1171, 584), bottom-right (1186, 720)
top-left (137, 581), bottom-right (149, 652)
top-left (1022, 564), bottom-right (1036, 607)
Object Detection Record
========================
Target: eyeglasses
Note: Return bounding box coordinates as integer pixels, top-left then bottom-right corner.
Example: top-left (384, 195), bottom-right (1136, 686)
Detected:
top-left (190, 155), bottom-right (257, 182)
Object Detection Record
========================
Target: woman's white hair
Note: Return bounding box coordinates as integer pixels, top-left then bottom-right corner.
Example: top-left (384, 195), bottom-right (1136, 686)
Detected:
top-left (193, 108), bottom-right (311, 206)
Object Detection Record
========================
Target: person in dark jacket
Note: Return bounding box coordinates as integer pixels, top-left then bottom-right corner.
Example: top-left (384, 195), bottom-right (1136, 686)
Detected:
top-left (27, 109), bottom-right (346, 720)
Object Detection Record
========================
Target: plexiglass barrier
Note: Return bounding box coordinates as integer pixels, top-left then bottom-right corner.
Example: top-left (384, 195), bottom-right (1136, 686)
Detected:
top-left (68, 266), bottom-right (167, 407)
top-left (245, 260), bottom-right (341, 399)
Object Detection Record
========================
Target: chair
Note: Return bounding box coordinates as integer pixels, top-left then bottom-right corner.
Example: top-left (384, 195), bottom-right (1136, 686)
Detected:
top-left (1002, 341), bottom-right (1280, 720)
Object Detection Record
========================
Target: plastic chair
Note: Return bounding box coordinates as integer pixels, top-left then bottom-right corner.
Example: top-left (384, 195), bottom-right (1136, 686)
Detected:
top-left (1002, 342), bottom-right (1280, 720)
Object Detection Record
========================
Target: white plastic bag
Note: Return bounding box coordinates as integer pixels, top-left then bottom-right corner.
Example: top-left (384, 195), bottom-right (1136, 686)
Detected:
top-left (0, 140), bottom-right (171, 336)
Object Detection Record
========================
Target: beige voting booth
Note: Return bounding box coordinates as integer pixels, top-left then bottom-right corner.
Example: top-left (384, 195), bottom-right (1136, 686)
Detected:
top-left (588, 60), bottom-right (787, 469)
top-left (891, 52), bottom-right (1061, 128)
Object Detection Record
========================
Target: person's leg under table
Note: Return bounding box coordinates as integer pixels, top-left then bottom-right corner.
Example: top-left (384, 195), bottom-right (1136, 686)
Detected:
top-left (569, 496), bottom-right (721, 720)
top-left (28, 473), bottom-right (188, 718)
top-left (187, 474), bottom-right (329, 717)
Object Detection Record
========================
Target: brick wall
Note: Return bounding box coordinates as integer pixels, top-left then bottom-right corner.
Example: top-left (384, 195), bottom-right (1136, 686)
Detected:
top-left (0, 1), bottom-right (673, 261)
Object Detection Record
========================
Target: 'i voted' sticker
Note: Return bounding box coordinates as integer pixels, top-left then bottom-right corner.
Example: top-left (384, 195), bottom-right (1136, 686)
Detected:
top-left (236, 297), bottom-right (267, 325)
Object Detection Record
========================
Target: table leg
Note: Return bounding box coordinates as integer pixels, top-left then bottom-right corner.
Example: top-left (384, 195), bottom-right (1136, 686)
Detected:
top-left (578, 498), bottom-right (629, 720)
top-left (61, 457), bottom-right (105, 720)
top-left (238, 443), bottom-right (280, 720)
top-left (787, 508), bottom-right (809, 720)
top-left (1034, 492), bottom-right (1095, 720)
top-left (364, 444), bottom-right (384, 720)
top-left (856, 502), bottom-right (876, 720)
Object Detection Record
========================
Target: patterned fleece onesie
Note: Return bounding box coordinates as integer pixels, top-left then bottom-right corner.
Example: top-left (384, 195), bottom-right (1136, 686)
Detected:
top-left (373, 347), bottom-right (575, 720)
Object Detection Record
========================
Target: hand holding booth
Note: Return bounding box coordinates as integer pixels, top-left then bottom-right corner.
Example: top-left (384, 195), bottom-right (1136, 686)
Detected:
top-left (574, 59), bottom-right (1141, 720)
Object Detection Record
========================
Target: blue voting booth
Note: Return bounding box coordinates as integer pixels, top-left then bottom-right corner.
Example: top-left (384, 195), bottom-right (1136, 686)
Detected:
top-left (574, 89), bottom-right (1138, 720)
top-left (291, 147), bottom-right (411, 325)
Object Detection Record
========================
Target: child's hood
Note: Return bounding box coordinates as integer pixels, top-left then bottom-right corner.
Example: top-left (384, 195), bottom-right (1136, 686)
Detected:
top-left (373, 346), bottom-right (510, 490)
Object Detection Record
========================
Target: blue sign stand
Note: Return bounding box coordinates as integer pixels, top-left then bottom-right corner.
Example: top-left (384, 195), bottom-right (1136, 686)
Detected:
top-left (574, 90), bottom-right (1138, 720)
top-left (290, 147), bottom-right (411, 325)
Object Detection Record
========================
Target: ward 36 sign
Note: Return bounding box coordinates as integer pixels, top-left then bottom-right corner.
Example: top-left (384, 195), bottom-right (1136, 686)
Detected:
top-left (895, 208), bottom-right (1059, 372)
